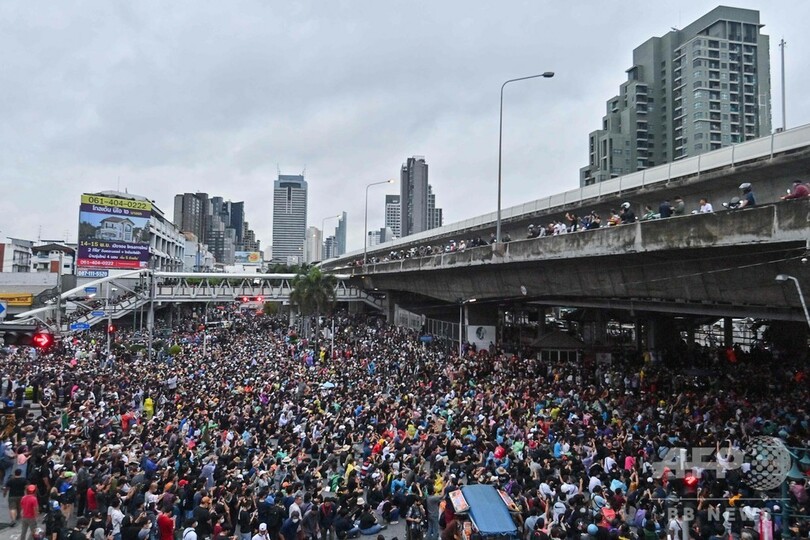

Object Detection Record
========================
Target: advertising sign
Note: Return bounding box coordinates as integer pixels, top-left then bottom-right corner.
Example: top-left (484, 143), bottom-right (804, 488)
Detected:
top-left (234, 251), bottom-right (262, 264)
top-left (0, 294), bottom-right (33, 307)
top-left (76, 269), bottom-right (110, 278)
top-left (77, 194), bottom-right (152, 269)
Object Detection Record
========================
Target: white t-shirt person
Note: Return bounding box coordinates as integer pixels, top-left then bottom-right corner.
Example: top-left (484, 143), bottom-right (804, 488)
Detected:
top-left (668, 516), bottom-right (688, 540)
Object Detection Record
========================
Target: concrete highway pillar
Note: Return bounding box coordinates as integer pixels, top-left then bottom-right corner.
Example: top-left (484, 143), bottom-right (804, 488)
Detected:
top-left (646, 315), bottom-right (681, 361)
top-left (723, 317), bottom-right (734, 347)
top-left (582, 310), bottom-right (608, 347)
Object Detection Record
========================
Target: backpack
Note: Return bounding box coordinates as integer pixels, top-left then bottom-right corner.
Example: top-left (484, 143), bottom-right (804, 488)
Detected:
top-left (266, 505), bottom-right (283, 530)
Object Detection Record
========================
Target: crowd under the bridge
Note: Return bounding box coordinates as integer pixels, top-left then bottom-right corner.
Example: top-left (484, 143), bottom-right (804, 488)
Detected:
top-left (0, 307), bottom-right (808, 540)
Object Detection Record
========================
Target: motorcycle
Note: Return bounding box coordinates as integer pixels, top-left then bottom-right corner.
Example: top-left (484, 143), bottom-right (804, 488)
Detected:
top-left (722, 196), bottom-right (742, 209)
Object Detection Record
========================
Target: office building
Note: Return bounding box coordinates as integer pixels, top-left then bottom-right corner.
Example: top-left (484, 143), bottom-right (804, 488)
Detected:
top-left (207, 197), bottom-right (237, 265)
top-left (240, 222), bottom-right (261, 252)
top-left (272, 174), bottom-right (308, 264)
top-left (174, 193), bottom-right (261, 265)
top-left (384, 195), bottom-right (401, 238)
top-left (323, 236), bottom-right (337, 260)
top-left (428, 185), bottom-right (443, 229)
top-left (334, 212), bottom-right (347, 257)
top-left (225, 201), bottom-right (244, 246)
top-left (368, 227), bottom-right (394, 247)
top-left (400, 156), bottom-right (444, 237)
top-left (304, 227), bottom-right (322, 264)
top-left (181, 232), bottom-right (215, 272)
top-left (580, 6), bottom-right (771, 186)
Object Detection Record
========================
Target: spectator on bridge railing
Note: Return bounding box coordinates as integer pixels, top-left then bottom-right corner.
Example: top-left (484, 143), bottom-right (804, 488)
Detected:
top-left (659, 199), bottom-right (673, 218)
top-left (672, 195), bottom-right (686, 216)
top-left (781, 179), bottom-right (810, 200)
top-left (640, 205), bottom-right (657, 221)
top-left (619, 202), bottom-right (636, 224)
top-left (738, 182), bottom-right (756, 208)
top-left (607, 209), bottom-right (621, 226)
top-left (698, 197), bottom-right (714, 213)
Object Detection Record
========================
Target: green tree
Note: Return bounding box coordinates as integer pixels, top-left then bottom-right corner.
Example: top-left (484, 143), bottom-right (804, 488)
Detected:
top-left (290, 267), bottom-right (336, 340)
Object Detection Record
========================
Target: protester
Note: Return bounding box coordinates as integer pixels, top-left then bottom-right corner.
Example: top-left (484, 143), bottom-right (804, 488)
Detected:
top-left (0, 306), bottom-right (808, 540)
top-left (782, 179), bottom-right (810, 200)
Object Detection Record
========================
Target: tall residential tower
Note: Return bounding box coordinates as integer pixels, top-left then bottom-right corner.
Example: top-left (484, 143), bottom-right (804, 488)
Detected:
top-left (580, 6), bottom-right (771, 186)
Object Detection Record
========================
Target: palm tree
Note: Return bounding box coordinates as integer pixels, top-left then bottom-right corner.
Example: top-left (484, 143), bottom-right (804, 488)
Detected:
top-left (290, 266), bottom-right (337, 342)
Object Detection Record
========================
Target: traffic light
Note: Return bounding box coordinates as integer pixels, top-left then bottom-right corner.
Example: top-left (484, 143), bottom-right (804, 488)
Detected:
top-left (31, 331), bottom-right (54, 350)
top-left (107, 324), bottom-right (116, 334)
top-left (256, 296), bottom-right (264, 303)
top-left (1, 325), bottom-right (55, 350)
top-left (241, 296), bottom-right (249, 303)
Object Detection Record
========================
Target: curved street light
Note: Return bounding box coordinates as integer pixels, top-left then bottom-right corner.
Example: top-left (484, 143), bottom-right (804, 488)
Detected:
top-left (776, 274), bottom-right (810, 329)
top-left (364, 179), bottom-right (395, 265)
top-left (496, 72), bottom-right (555, 244)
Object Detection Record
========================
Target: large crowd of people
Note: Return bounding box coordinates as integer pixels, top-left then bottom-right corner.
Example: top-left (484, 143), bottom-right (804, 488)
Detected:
top-left (0, 310), bottom-right (809, 540)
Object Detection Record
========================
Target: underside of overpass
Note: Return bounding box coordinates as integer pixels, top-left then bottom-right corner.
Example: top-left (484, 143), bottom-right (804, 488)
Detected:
top-left (357, 201), bottom-right (810, 322)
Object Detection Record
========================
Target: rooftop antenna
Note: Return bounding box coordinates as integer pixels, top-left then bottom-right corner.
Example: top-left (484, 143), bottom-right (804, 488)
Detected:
top-left (117, 176), bottom-right (120, 192)
top-left (302, 165), bottom-right (307, 177)
top-left (779, 38), bottom-right (787, 130)
top-left (277, 164), bottom-right (281, 176)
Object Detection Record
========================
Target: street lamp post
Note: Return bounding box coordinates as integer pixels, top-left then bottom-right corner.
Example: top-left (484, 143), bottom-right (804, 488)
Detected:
top-left (321, 214), bottom-right (341, 260)
top-left (496, 72), bottom-right (555, 244)
top-left (458, 298), bottom-right (477, 356)
top-left (776, 274), bottom-right (810, 329)
top-left (364, 179), bottom-right (395, 266)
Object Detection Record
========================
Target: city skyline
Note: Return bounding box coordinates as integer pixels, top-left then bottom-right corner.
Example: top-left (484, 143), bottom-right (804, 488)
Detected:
top-left (2, 2), bottom-right (809, 252)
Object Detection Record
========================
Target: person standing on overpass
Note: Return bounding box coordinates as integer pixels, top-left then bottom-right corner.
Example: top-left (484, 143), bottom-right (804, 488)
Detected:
top-left (781, 179), bottom-right (809, 200)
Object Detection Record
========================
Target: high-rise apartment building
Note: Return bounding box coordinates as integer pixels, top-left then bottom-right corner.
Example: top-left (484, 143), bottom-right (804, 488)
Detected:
top-left (384, 195), bottom-right (401, 238)
top-left (272, 174), bottom-right (308, 264)
top-left (400, 156), bottom-right (443, 237)
top-left (173, 193), bottom-right (209, 242)
top-left (580, 6), bottom-right (771, 186)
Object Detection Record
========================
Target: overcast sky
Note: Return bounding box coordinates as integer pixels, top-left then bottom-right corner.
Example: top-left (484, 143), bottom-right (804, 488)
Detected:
top-left (1, 1), bottom-right (808, 252)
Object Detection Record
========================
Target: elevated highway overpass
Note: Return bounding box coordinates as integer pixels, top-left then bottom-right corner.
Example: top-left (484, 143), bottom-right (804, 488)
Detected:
top-left (355, 201), bottom-right (810, 322)
top-left (321, 124), bottom-right (810, 324)
top-left (325, 122), bottom-right (810, 272)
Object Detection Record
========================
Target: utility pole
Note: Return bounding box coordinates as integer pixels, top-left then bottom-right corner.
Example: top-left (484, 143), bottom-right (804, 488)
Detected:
top-left (780, 38), bottom-right (787, 131)
top-left (55, 252), bottom-right (63, 334)
top-left (147, 272), bottom-right (155, 362)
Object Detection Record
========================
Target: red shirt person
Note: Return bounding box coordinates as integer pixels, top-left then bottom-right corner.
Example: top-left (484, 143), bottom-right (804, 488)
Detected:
top-left (782, 180), bottom-right (810, 200)
top-left (157, 508), bottom-right (175, 540)
top-left (20, 484), bottom-right (39, 540)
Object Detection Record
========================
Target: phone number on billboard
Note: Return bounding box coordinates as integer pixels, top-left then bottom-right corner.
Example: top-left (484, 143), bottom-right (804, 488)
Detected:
top-left (81, 195), bottom-right (151, 211)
